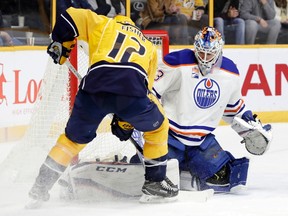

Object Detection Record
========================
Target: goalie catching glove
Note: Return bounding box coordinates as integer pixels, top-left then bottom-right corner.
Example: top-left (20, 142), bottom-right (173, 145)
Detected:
top-left (231, 111), bottom-right (272, 155)
top-left (47, 40), bottom-right (76, 65)
top-left (111, 114), bottom-right (134, 141)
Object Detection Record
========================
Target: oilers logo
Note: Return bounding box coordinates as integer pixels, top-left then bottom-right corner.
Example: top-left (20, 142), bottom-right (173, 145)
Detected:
top-left (193, 78), bottom-right (220, 109)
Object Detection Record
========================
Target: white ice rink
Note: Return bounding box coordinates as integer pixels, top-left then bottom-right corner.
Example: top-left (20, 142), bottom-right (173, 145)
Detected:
top-left (0, 123), bottom-right (288, 216)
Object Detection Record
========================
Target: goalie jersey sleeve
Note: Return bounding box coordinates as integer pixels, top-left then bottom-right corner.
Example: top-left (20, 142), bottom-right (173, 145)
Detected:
top-left (153, 49), bottom-right (248, 146)
top-left (51, 7), bottom-right (158, 97)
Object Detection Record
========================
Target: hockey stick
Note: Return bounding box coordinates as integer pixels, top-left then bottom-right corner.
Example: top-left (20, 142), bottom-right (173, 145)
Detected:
top-left (65, 60), bottom-right (83, 81)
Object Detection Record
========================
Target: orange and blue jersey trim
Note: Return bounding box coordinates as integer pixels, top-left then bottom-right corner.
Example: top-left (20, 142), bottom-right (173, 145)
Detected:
top-left (224, 99), bottom-right (246, 117)
top-left (169, 119), bottom-right (215, 143)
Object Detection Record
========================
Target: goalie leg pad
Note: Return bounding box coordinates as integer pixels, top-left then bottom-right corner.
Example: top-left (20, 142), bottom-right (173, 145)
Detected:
top-left (167, 133), bottom-right (189, 170)
top-left (181, 156), bottom-right (249, 193)
top-left (228, 156), bottom-right (249, 189)
top-left (167, 145), bottom-right (187, 171)
top-left (199, 156), bottom-right (249, 193)
top-left (58, 159), bottom-right (179, 198)
top-left (186, 134), bottom-right (231, 180)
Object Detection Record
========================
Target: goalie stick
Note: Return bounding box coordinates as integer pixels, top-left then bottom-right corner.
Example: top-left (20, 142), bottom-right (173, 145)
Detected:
top-left (65, 60), bottom-right (214, 203)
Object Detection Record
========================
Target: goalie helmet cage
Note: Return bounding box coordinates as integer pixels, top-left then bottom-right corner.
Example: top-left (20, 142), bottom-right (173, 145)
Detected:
top-left (0, 30), bottom-right (169, 183)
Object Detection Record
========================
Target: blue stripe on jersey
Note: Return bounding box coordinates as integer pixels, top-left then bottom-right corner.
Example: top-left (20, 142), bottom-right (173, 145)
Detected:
top-left (164, 49), bottom-right (197, 66)
top-left (226, 99), bottom-right (242, 108)
top-left (220, 57), bottom-right (239, 75)
top-left (224, 105), bottom-right (245, 117)
top-left (224, 98), bottom-right (246, 117)
top-left (80, 61), bottom-right (149, 97)
top-left (169, 130), bottom-right (206, 142)
top-left (169, 119), bottom-right (214, 131)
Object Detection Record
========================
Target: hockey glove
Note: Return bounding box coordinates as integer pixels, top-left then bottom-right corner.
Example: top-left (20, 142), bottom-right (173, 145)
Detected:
top-left (47, 40), bottom-right (76, 65)
top-left (111, 114), bottom-right (134, 141)
top-left (231, 112), bottom-right (272, 155)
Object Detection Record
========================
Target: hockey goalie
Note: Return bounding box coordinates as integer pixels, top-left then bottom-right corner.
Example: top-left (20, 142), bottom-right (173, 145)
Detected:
top-left (151, 26), bottom-right (273, 194)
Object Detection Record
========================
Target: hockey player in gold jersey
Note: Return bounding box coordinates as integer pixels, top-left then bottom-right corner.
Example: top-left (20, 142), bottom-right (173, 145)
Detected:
top-left (27, 7), bottom-right (178, 207)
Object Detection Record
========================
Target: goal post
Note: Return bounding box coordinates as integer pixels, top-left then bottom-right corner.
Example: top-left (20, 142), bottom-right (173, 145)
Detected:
top-left (142, 30), bottom-right (170, 56)
top-left (0, 30), bottom-right (170, 183)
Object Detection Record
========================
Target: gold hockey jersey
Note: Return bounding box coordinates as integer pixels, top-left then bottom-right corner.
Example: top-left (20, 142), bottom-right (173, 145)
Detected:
top-left (51, 7), bottom-right (158, 96)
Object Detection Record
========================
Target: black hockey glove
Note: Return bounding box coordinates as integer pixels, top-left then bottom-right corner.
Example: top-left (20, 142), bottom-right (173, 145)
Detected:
top-left (111, 114), bottom-right (134, 141)
top-left (47, 40), bottom-right (76, 65)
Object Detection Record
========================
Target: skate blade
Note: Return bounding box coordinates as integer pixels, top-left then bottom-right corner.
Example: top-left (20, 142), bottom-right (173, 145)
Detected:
top-left (25, 198), bottom-right (44, 209)
top-left (139, 194), bottom-right (177, 203)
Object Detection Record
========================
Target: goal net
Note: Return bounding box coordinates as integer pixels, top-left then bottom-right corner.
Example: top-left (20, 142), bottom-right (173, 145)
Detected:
top-left (0, 30), bottom-right (169, 184)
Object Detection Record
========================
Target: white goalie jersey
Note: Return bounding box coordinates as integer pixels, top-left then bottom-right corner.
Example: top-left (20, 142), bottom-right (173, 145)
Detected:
top-left (153, 49), bottom-right (248, 146)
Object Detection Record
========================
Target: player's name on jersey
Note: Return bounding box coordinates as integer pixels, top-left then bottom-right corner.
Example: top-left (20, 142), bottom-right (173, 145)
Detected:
top-left (121, 25), bottom-right (146, 42)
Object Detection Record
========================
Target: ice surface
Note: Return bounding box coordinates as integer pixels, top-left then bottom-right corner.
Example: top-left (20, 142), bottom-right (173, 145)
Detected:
top-left (0, 123), bottom-right (287, 216)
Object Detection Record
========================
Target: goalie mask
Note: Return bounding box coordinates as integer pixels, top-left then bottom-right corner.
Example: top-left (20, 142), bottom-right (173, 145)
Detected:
top-left (194, 26), bottom-right (224, 76)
